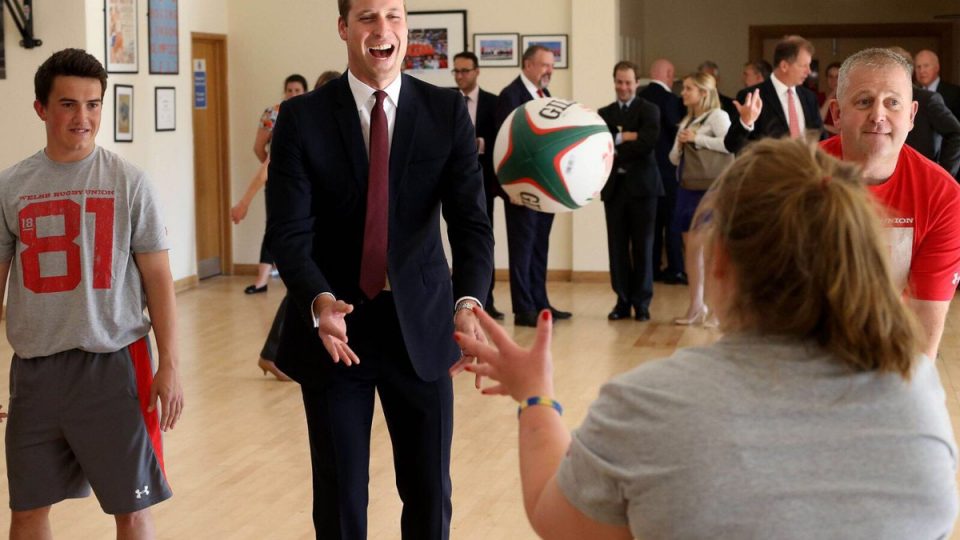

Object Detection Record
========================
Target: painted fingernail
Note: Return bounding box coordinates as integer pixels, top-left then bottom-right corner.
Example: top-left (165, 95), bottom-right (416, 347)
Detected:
top-left (542, 310), bottom-right (551, 321)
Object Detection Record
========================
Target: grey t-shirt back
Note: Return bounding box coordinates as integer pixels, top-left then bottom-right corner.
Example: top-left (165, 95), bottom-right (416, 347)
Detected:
top-left (557, 334), bottom-right (958, 539)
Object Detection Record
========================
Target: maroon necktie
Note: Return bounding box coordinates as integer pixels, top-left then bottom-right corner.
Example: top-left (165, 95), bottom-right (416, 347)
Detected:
top-left (536, 88), bottom-right (544, 98)
top-left (359, 90), bottom-right (388, 299)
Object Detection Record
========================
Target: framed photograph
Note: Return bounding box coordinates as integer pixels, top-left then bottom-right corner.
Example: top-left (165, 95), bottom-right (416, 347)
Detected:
top-left (155, 87), bottom-right (176, 131)
top-left (404, 10), bottom-right (467, 88)
top-left (114, 85), bottom-right (134, 142)
top-left (105, 0), bottom-right (139, 73)
top-left (521, 34), bottom-right (568, 69)
top-left (473, 33), bottom-right (519, 67)
top-left (148, 0), bottom-right (179, 74)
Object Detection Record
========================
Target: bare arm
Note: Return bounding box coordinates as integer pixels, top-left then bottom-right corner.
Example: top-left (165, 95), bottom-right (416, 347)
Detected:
top-left (231, 158), bottom-right (270, 224)
top-left (457, 309), bottom-right (633, 540)
top-left (253, 128), bottom-right (272, 163)
top-left (133, 250), bottom-right (184, 431)
top-left (906, 298), bottom-right (950, 361)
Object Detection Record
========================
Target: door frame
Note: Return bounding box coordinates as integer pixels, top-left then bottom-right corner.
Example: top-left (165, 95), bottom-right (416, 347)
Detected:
top-left (191, 32), bottom-right (233, 277)
top-left (749, 23), bottom-right (954, 81)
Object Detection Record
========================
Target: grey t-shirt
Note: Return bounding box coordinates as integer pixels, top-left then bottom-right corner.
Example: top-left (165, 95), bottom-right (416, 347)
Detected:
top-left (0, 147), bottom-right (168, 358)
top-left (557, 334), bottom-right (958, 539)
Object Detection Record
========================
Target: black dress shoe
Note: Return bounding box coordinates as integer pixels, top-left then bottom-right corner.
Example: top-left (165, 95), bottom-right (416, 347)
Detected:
top-left (244, 284), bottom-right (268, 294)
top-left (608, 307), bottom-right (632, 320)
top-left (514, 311), bottom-right (538, 327)
top-left (662, 272), bottom-right (688, 285)
top-left (485, 305), bottom-right (505, 320)
top-left (549, 307), bottom-right (572, 319)
top-left (635, 308), bottom-right (651, 322)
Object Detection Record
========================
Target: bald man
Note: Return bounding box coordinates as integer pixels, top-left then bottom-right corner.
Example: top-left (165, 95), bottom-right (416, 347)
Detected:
top-left (916, 49), bottom-right (960, 120)
top-left (639, 59), bottom-right (687, 284)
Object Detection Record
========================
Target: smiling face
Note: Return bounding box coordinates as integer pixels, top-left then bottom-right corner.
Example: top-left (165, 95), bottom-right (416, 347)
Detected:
top-left (614, 67), bottom-right (639, 102)
top-left (452, 57), bottom-right (478, 93)
top-left (522, 50), bottom-right (554, 89)
top-left (34, 75), bottom-right (103, 162)
top-left (835, 65), bottom-right (917, 182)
top-left (338, 0), bottom-right (407, 89)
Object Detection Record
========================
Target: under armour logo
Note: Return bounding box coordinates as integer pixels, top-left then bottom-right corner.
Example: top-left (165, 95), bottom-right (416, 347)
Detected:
top-left (135, 485), bottom-right (150, 499)
top-left (953, 273), bottom-right (959, 286)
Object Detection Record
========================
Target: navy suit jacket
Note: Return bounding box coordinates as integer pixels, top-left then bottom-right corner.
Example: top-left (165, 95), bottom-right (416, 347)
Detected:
top-left (474, 87), bottom-right (502, 199)
top-left (638, 83), bottom-right (684, 183)
top-left (266, 74), bottom-right (494, 385)
top-left (936, 81), bottom-right (960, 121)
top-left (598, 98), bottom-right (663, 199)
top-left (907, 87), bottom-right (960, 178)
top-left (496, 76), bottom-right (548, 131)
top-left (724, 77), bottom-right (823, 153)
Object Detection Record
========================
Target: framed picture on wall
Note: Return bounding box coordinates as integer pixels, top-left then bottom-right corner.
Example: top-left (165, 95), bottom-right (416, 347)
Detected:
top-left (404, 10), bottom-right (467, 88)
top-left (473, 33), bottom-right (519, 67)
top-left (155, 87), bottom-right (176, 131)
top-left (521, 34), bottom-right (568, 69)
top-left (114, 85), bottom-right (134, 142)
top-left (105, 0), bottom-right (139, 73)
top-left (148, 0), bottom-right (179, 74)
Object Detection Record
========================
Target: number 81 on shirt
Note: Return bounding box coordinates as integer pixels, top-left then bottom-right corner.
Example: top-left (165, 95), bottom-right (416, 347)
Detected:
top-left (19, 198), bottom-right (114, 293)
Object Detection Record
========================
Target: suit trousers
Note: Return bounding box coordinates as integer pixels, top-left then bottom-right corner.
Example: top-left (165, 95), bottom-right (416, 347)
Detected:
top-left (300, 293), bottom-right (453, 540)
top-left (653, 168), bottom-right (684, 275)
top-left (484, 193), bottom-right (498, 308)
top-left (504, 202), bottom-right (554, 314)
top-left (604, 192), bottom-right (657, 311)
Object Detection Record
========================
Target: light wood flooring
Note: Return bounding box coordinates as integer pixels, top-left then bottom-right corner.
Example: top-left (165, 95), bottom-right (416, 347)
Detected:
top-left (0, 275), bottom-right (958, 538)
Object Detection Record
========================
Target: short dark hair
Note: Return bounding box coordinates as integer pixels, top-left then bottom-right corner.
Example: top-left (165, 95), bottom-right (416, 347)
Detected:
top-left (338, 0), bottom-right (406, 20)
top-left (453, 51), bottom-right (478, 69)
top-left (522, 45), bottom-right (551, 66)
top-left (34, 48), bottom-right (107, 105)
top-left (752, 59), bottom-right (772, 79)
top-left (773, 35), bottom-right (815, 67)
top-left (612, 61), bottom-right (639, 79)
top-left (697, 60), bottom-right (719, 74)
top-left (284, 74), bottom-right (308, 92)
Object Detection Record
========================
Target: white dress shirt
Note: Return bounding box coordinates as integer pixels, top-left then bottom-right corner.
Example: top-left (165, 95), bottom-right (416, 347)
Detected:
top-left (770, 72), bottom-right (807, 134)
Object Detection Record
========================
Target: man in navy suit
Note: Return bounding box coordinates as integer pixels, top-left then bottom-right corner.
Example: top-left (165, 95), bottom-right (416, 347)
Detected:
top-left (266, 0), bottom-right (494, 537)
top-left (725, 35), bottom-right (824, 153)
top-left (495, 45), bottom-right (572, 327)
top-left (598, 61), bottom-right (662, 321)
top-left (453, 51), bottom-right (504, 319)
top-left (916, 49), bottom-right (960, 120)
top-left (639, 58), bottom-right (686, 284)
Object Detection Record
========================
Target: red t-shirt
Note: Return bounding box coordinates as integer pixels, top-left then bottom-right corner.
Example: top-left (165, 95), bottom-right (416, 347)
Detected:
top-left (822, 136), bottom-right (960, 301)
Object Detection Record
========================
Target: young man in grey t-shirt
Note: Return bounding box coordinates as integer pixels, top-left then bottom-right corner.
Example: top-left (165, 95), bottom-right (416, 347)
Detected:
top-left (0, 48), bottom-right (184, 539)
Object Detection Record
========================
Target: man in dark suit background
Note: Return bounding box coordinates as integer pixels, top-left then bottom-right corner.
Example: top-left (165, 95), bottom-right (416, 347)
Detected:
top-left (725, 35), bottom-right (824, 154)
top-left (639, 58), bottom-right (687, 285)
top-left (452, 51), bottom-right (504, 320)
top-left (495, 45), bottom-right (572, 327)
top-left (266, 0), bottom-right (494, 537)
top-left (598, 61), bottom-right (662, 321)
top-left (916, 49), bottom-right (960, 120)
top-left (889, 47), bottom-right (960, 178)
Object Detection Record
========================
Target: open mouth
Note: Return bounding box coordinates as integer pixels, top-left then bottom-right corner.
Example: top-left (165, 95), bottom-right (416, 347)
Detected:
top-left (369, 44), bottom-right (395, 59)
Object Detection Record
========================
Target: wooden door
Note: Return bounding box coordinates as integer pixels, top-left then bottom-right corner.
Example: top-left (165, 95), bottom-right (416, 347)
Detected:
top-left (191, 34), bottom-right (231, 279)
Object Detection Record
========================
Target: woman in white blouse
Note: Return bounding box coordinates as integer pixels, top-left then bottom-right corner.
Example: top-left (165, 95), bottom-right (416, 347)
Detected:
top-left (668, 72), bottom-right (731, 326)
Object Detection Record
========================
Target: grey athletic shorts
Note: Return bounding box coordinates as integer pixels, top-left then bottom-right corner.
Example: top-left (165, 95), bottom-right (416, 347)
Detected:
top-left (5, 336), bottom-right (172, 514)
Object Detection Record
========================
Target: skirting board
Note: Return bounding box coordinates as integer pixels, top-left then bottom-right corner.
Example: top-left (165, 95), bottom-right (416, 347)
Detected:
top-left (174, 275), bottom-right (200, 293)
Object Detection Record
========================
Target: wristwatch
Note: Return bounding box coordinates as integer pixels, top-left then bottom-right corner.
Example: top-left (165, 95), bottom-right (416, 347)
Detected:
top-left (454, 299), bottom-right (478, 316)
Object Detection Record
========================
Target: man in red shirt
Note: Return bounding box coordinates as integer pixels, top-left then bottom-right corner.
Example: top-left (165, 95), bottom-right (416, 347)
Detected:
top-left (822, 48), bottom-right (960, 361)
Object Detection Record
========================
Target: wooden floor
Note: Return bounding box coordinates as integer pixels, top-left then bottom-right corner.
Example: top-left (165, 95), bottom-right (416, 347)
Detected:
top-left (0, 275), bottom-right (959, 538)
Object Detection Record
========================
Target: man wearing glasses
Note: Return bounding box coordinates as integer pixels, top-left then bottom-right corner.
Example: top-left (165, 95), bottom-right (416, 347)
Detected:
top-left (453, 51), bottom-right (504, 320)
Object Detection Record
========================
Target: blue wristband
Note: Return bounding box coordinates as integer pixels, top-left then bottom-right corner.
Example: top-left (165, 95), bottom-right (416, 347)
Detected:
top-left (517, 396), bottom-right (563, 418)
